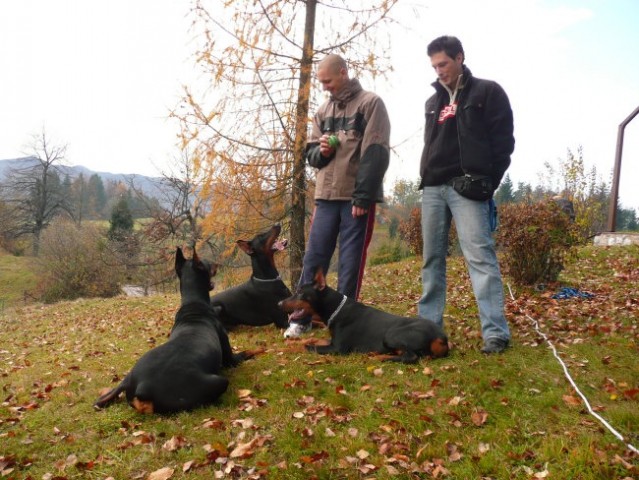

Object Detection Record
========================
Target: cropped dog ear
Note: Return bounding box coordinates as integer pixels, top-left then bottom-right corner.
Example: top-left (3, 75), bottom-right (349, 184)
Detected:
top-left (191, 249), bottom-right (210, 274)
top-left (237, 240), bottom-right (254, 255)
top-left (313, 267), bottom-right (326, 291)
top-left (175, 247), bottom-right (186, 276)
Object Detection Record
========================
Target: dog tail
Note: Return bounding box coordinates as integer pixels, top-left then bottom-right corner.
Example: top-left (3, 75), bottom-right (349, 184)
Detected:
top-left (93, 382), bottom-right (127, 410)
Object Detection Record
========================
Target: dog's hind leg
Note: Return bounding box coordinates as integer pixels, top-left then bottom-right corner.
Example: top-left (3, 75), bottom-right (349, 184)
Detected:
top-left (200, 374), bottom-right (230, 404)
top-left (144, 375), bottom-right (230, 413)
top-left (374, 350), bottom-right (420, 364)
top-left (131, 397), bottom-right (154, 414)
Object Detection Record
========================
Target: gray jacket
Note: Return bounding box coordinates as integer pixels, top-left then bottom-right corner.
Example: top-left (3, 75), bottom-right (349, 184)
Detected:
top-left (306, 79), bottom-right (391, 208)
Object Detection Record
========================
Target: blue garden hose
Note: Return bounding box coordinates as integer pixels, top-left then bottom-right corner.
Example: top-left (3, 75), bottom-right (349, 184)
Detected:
top-left (551, 287), bottom-right (595, 300)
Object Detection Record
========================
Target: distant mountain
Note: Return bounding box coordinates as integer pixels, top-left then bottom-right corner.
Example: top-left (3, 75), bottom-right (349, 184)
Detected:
top-left (0, 157), bottom-right (163, 197)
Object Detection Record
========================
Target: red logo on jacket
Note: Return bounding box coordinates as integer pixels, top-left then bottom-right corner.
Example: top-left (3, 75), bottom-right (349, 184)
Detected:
top-left (438, 103), bottom-right (457, 124)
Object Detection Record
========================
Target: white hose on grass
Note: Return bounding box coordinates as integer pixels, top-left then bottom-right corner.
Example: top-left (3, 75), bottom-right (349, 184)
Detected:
top-left (506, 284), bottom-right (638, 455)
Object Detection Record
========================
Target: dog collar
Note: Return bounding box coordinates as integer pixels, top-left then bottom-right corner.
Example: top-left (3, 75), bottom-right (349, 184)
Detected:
top-left (252, 276), bottom-right (282, 282)
top-left (326, 295), bottom-right (348, 328)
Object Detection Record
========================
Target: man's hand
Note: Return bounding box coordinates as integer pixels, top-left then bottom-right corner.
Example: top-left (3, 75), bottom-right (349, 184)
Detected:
top-left (352, 205), bottom-right (368, 218)
top-left (319, 134), bottom-right (336, 157)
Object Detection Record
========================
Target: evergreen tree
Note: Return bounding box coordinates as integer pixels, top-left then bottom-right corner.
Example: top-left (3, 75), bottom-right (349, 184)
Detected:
top-left (513, 181), bottom-right (533, 203)
top-left (494, 174), bottom-right (515, 205)
top-left (616, 207), bottom-right (639, 231)
top-left (71, 173), bottom-right (88, 224)
top-left (87, 174), bottom-right (107, 218)
top-left (108, 197), bottom-right (134, 241)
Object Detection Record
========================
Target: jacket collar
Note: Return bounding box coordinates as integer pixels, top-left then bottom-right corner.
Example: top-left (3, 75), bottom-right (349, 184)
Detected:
top-left (432, 65), bottom-right (472, 92)
top-left (331, 78), bottom-right (363, 107)
top-left (432, 65), bottom-right (472, 104)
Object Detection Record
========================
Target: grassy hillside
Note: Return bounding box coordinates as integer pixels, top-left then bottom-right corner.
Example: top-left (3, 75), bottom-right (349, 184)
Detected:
top-left (0, 253), bottom-right (38, 309)
top-left (0, 245), bottom-right (637, 479)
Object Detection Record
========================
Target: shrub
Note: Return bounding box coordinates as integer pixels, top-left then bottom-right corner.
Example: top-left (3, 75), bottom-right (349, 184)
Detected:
top-left (36, 219), bottom-right (122, 303)
top-left (399, 207), bottom-right (423, 256)
top-left (495, 200), bottom-right (579, 286)
top-left (398, 206), bottom-right (460, 257)
top-left (388, 216), bottom-right (399, 239)
top-left (369, 239), bottom-right (411, 266)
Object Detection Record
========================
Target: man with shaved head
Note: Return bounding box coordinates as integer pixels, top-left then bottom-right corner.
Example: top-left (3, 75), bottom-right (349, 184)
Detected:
top-left (284, 53), bottom-right (391, 338)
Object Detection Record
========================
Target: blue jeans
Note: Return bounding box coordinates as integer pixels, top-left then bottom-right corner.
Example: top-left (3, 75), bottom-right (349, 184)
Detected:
top-left (418, 185), bottom-right (510, 342)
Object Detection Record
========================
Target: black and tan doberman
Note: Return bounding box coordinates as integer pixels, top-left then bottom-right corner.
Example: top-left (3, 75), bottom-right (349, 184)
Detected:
top-left (94, 247), bottom-right (257, 414)
top-left (211, 224), bottom-right (291, 329)
top-left (278, 267), bottom-right (449, 364)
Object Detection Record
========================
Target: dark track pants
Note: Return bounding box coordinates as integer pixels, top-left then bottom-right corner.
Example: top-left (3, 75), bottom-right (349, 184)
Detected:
top-left (299, 200), bottom-right (376, 300)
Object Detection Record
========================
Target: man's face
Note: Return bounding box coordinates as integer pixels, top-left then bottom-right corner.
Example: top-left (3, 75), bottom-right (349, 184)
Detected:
top-left (317, 65), bottom-right (347, 95)
top-left (430, 51), bottom-right (464, 89)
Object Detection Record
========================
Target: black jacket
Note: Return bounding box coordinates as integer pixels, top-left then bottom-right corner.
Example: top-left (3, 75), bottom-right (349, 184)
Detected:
top-left (419, 66), bottom-right (514, 191)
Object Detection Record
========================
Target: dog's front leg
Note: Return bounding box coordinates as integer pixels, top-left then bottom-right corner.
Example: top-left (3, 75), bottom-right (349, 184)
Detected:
top-left (233, 348), bottom-right (265, 364)
top-left (373, 350), bottom-right (419, 364)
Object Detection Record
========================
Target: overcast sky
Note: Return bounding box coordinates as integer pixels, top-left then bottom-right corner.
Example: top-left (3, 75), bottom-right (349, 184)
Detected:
top-left (1, 0), bottom-right (638, 210)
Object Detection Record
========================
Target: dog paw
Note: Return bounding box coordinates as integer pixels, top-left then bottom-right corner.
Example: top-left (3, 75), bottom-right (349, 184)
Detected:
top-left (244, 348), bottom-right (266, 359)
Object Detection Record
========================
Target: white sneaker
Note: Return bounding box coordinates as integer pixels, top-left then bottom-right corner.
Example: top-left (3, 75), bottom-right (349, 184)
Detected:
top-left (283, 322), bottom-right (312, 338)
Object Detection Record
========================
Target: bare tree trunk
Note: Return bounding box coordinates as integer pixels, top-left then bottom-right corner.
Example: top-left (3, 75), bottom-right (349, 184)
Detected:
top-left (289, 0), bottom-right (316, 288)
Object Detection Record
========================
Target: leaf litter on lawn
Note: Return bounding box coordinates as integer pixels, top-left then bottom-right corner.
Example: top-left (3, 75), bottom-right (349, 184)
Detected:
top-left (1, 246), bottom-right (638, 478)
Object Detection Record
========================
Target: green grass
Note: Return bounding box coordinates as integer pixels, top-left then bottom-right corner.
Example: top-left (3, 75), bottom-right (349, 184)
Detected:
top-left (0, 254), bottom-right (38, 309)
top-left (0, 246), bottom-right (638, 479)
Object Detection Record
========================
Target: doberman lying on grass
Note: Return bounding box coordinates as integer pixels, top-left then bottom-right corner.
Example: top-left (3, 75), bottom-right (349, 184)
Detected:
top-left (94, 247), bottom-right (257, 414)
top-left (279, 267), bottom-right (449, 364)
top-left (211, 224), bottom-right (291, 329)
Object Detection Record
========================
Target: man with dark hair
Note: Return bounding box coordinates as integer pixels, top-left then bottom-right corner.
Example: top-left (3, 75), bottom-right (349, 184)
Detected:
top-left (418, 35), bottom-right (514, 354)
top-left (284, 53), bottom-right (391, 338)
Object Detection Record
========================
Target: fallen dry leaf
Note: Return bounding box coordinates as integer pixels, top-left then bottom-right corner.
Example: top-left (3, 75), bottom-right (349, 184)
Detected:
top-left (356, 449), bottom-right (370, 460)
top-left (478, 442), bottom-right (490, 454)
top-left (446, 442), bottom-right (463, 462)
top-left (231, 418), bottom-right (254, 429)
top-left (162, 436), bottom-right (188, 452)
top-left (562, 394), bottom-right (582, 406)
top-left (229, 434), bottom-right (272, 459)
top-left (237, 389), bottom-right (252, 399)
top-left (358, 463), bottom-right (377, 474)
top-left (201, 418), bottom-right (225, 430)
top-left (147, 466), bottom-right (174, 480)
top-left (471, 409), bottom-right (489, 426)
